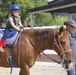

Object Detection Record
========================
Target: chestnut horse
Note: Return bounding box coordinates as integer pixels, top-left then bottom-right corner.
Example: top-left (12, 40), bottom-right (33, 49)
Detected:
top-left (0, 26), bottom-right (72, 75)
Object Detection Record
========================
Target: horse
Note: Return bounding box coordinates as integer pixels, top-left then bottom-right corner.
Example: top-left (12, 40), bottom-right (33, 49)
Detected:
top-left (0, 26), bottom-right (73, 75)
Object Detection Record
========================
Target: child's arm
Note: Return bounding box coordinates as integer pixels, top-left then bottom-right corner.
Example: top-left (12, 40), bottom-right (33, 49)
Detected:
top-left (10, 21), bottom-right (20, 31)
top-left (19, 22), bottom-right (23, 27)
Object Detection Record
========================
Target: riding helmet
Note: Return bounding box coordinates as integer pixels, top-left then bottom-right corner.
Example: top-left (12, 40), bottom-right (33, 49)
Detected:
top-left (10, 4), bottom-right (20, 11)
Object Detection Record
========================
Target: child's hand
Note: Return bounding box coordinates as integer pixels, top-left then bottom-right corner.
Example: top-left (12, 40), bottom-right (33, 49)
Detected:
top-left (20, 26), bottom-right (23, 29)
top-left (20, 29), bottom-right (23, 32)
top-left (20, 26), bottom-right (23, 32)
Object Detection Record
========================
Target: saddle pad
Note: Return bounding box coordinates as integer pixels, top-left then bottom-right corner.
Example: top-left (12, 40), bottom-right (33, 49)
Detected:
top-left (0, 30), bottom-right (20, 47)
top-left (4, 32), bottom-right (20, 47)
top-left (0, 30), bottom-right (16, 38)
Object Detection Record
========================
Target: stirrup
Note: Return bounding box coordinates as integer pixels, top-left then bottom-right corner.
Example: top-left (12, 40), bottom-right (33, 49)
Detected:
top-left (7, 56), bottom-right (12, 63)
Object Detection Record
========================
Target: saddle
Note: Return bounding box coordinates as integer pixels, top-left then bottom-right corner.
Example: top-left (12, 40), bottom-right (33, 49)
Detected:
top-left (0, 30), bottom-right (20, 72)
top-left (0, 29), bottom-right (20, 47)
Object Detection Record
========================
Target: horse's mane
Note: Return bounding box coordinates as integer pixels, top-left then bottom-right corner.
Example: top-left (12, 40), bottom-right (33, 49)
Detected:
top-left (24, 28), bottom-right (58, 49)
top-left (35, 29), bottom-right (55, 42)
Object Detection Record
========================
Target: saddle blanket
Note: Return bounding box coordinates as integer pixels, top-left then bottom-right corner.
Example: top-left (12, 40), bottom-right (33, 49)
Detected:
top-left (0, 29), bottom-right (20, 47)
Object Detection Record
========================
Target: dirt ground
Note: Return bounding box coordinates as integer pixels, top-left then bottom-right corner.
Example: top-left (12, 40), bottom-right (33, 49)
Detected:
top-left (0, 62), bottom-right (67, 75)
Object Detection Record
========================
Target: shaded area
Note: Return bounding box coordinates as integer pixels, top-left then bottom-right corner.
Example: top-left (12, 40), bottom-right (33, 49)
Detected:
top-left (36, 54), bottom-right (61, 62)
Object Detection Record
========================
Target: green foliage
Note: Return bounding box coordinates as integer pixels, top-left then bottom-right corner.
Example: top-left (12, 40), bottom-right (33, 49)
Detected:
top-left (3, 0), bottom-right (7, 3)
top-left (50, 15), bottom-right (69, 26)
top-left (34, 13), bottom-right (69, 26)
top-left (0, 0), bottom-right (69, 27)
top-left (34, 0), bottom-right (48, 7)
top-left (34, 13), bottom-right (53, 26)
top-left (15, 0), bottom-right (51, 26)
top-left (15, 0), bottom-right (35, 24)
top-left (0, 3), bottom-right (10, 21)
top-left (0, 12), bottom-right (4, 19)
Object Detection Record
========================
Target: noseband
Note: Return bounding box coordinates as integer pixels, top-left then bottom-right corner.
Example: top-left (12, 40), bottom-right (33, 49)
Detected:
top-left (53, 31), bottom-right (71, 56)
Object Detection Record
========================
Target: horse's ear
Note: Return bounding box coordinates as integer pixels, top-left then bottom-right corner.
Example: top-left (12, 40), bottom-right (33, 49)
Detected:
top-left (59, 26), bottom-right (63, 35)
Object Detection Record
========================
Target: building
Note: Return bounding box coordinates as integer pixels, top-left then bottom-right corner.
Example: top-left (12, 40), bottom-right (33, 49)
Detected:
top-left (28, 0), bottom-right (76, 13)
top-left (27, 0), bottom-right (76, 62)
top-left (27, 0), bottom-right (76, 27)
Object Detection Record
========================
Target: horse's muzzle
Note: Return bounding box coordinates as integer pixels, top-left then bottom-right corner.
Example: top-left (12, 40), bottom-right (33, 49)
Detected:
top-left (62, 55), bottom-right (73, 65)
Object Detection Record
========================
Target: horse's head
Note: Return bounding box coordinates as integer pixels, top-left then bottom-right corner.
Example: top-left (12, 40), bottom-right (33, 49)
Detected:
top-left (57, 26), bottom-right (73, 64)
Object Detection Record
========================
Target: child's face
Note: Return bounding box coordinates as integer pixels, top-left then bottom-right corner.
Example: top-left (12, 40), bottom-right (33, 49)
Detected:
top-left (12, 10), bottom-right (20, 17)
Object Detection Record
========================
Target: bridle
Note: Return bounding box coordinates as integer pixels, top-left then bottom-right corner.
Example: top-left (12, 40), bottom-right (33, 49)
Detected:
top-left (53, 30), bottom-right (71, 56)
top-left (53, 30), bottom-right (72, 59)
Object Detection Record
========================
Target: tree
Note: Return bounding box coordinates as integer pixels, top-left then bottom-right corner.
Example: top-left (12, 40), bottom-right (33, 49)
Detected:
top-left (15, 0), bottom-right (50, 26)
top-left (15, 0), bottom-right (35, 26)
top-left (0, 0), bottom-right (69, 27)
top-left (3, 0), bottom-right (7, 3)
top-left (48, 14), bottom-right (69, 26)
top-left (0, 3), bottom-right (10, 22)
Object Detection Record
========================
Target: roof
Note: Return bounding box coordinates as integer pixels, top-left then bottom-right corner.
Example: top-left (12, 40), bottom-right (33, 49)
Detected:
top-left (27, 0), bottom-right (76, 14)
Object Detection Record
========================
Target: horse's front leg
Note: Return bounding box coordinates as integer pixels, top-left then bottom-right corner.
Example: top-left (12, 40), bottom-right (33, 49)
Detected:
top-left (19, 65), bottom-right (30, 75)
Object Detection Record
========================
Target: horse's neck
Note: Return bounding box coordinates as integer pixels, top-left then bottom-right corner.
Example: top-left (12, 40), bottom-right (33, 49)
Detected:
top-left (23, 29), bottom-right (57, 52)
top-left (35, 29), bottom-right (55, 52)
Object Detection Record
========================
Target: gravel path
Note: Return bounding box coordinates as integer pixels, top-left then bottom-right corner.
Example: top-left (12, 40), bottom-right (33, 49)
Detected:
top-left (0, 62), bottom-right (67, 75)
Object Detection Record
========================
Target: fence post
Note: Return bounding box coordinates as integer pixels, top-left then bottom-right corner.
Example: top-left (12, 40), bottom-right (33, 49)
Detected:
top-left (30, 14), bottom-right (34, 28)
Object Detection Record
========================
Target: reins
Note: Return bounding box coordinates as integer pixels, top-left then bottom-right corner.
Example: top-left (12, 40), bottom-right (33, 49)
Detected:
top-left (22, 28), bottom-right (61, 64)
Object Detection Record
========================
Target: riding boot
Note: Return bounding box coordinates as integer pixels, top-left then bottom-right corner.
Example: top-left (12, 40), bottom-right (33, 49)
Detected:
top-left (0, 39), bottom-right (5, 52)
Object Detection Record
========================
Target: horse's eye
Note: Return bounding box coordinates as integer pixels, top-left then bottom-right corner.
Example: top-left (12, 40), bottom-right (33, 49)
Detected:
top-left (60, 41), bottom-right (66, 45)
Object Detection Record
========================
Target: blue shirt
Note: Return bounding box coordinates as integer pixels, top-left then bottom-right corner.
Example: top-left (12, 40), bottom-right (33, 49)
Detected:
top-left (68, 32), bottom-right (76, 56)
